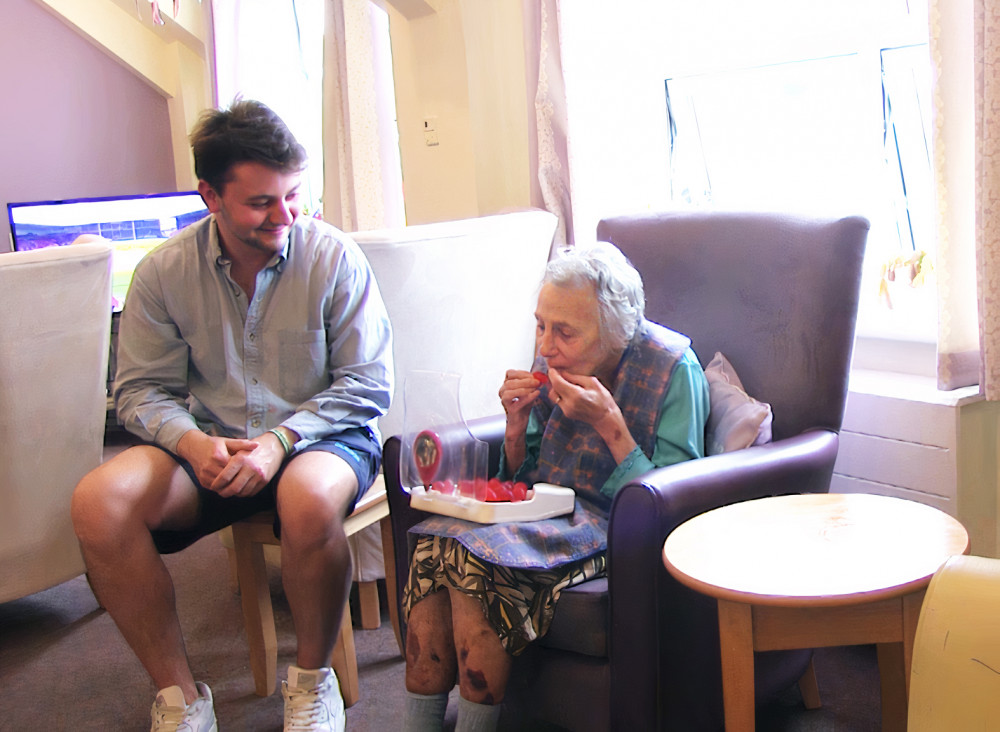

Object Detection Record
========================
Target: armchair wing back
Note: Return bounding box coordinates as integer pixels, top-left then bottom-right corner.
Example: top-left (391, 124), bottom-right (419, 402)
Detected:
top-left (0, 241), bottom-right (112, 603)
top-left (598, 210), bottom-right (868, 440)
top-left (383, 211), bottom-right (868, 731)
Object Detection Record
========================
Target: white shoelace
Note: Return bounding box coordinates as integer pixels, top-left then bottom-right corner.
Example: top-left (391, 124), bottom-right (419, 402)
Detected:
top-left (283, 677), bottom-right (343, 731)
top-left (151, 696), bottom-right (213, 732)
top-left (151, 704), bottom-right (186, 732)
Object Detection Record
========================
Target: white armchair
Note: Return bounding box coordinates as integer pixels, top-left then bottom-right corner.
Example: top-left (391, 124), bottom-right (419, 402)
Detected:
top-left (0, 240), bottom-right (112, 603)
top-left (349, 210), bottom-right (557, 589)
top-left (354, 209), bottom-right (557, 450)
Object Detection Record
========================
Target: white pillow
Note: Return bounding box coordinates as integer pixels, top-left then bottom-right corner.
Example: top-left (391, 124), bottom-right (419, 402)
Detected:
top-left (704, 352), bottom-right (773, 456)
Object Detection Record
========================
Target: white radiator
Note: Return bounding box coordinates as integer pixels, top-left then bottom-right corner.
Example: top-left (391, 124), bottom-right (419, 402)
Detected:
top-left (831, 369), bottom-right (999, 556)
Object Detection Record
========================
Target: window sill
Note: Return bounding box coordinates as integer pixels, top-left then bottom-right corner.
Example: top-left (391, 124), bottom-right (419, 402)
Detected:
top-left (851, 334), bottom-right (937, 379)
top-left (847, 367), bottom-right (983, 408)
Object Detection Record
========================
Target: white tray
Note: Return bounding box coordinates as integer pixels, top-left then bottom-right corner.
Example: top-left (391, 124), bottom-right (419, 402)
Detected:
top-left (409, 483), bottom-right (575, 524)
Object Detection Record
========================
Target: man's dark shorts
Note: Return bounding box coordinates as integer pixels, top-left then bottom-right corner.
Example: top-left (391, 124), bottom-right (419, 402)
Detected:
top-left (151, 426), bottom-right (381, 554)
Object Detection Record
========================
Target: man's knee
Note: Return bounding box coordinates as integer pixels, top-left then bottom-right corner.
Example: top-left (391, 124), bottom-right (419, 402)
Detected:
top-left (276, 452), bottom-right (360, 532)
top-left (72, 464), bottom-right (120, 545)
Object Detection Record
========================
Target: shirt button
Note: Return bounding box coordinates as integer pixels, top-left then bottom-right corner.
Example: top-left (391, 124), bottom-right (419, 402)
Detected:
top-left (249, 333), bottom-right (256, 342)
top-left (251, 419), bottom-right (261, 428)
top-left (251, 378), bottom-right (259, 385)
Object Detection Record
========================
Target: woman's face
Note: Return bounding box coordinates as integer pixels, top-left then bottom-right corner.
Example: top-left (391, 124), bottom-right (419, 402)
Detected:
top-left (534, 281), bottom-right (621, 379)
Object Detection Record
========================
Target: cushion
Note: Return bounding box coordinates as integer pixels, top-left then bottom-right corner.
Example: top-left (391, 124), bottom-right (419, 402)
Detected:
top-left (704, 352), bottom-right (773, 456)
top-left (538, 577), bottom-right (608, 657)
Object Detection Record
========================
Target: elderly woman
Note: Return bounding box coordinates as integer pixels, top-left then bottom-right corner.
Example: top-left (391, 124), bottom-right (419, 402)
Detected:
top-left (402, 241), bottom-right (710, 731)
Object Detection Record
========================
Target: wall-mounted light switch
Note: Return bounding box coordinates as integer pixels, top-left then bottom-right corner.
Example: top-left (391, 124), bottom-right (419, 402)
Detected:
top-left (423, 117), bottom-right (439, 147)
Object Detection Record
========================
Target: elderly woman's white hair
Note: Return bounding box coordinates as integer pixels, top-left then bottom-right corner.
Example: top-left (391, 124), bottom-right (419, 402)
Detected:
top-left (543, 241), bottom-right (646, 352)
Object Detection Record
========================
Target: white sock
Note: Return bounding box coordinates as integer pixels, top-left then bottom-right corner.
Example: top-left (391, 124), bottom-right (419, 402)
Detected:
top-left (404, 690), bottom-right (449, 732)
top-left (455, 695), bottom-right (501, 732)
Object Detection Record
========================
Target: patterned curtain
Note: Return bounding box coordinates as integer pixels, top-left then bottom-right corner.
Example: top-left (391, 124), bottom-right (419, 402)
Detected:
top-left (931, 0), bottom-right (1000, 396)
top-left (972, 0), bottom-right (1000, 398)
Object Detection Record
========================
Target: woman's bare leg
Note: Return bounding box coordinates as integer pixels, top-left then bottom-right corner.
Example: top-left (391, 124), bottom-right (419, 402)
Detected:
top-left (405, 590), bottom-right (459, 694)
top-left (448, 589), bottom-right (512, 705)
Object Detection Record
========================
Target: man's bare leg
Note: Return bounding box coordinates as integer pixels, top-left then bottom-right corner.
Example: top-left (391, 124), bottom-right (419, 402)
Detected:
top-left (72, 446), bottom-right (203, 703)
top-left (275, 451), bottom-right (358, 669)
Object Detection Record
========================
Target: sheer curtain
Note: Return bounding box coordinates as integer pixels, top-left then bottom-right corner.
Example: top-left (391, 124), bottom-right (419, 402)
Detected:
top-left (211, 0), bottom-right (325, 214)
top-left (211, 0), bottom-right (402, 231)
top-left (323, 0), bottom-right (404, 232)
top-left (523, 0), bottom-right (674, 250)
top-left (523, 0), bottom-right (573, 250)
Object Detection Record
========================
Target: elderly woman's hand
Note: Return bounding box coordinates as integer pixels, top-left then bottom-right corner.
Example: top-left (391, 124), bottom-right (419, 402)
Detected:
top-left (499, 369), bottom-right (544, 429)
top-left (548, 368), bottom-right (617, 424)
top-left (550, 369), bottom-right (639, 463)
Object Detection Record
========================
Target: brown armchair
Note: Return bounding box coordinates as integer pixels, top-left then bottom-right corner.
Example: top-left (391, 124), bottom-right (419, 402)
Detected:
top-left (383, 211), bottom-right (869, 730)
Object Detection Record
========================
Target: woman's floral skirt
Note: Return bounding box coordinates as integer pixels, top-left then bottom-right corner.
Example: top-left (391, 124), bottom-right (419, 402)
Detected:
top-left (402, 533), bottom-right (605, 655)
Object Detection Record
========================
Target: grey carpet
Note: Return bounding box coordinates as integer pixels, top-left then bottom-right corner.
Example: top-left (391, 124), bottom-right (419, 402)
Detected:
top-left (0, 535), bottom-right (880, 731)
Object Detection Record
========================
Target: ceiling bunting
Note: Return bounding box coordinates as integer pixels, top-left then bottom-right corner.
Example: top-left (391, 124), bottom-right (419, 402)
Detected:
top-left (137, 0), bottom-right (185, 26)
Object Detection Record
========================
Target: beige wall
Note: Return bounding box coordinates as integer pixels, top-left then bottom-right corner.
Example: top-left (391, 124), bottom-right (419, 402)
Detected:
top-left (384, 0), bottom-right (530, 225)
top-left (27, 0), bottom-right (528, 229)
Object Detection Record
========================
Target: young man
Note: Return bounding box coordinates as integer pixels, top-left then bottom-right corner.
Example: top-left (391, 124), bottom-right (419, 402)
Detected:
top-left (72, 100), bottom-right (393, 732)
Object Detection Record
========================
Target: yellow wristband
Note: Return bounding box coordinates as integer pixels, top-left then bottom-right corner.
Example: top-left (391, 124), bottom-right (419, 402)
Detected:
top-left (268, 427), bottom-right (293, 456)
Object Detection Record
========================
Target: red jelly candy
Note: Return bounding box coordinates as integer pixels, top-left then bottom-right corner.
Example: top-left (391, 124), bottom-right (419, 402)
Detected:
top-left (532, 371), bottom-right (549, 385)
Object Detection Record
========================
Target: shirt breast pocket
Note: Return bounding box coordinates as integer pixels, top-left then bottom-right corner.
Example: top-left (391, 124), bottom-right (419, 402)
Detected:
top-left (278, 329), bottom-right (328, 401)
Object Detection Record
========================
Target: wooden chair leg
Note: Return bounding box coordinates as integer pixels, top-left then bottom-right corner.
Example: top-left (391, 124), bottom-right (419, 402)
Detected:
top-left (232, 523), bottom-right (278, 697)
top-left (331, 614), bottom-right (360, 707)
top-left (230, 489), bottom-right (388, 703)
top-left (225, 545), bottom-right (239, 594)
top-left (357, 580), bottom-right (381, 630)
top-left (798, 656), bottom-right (823, 710)
top-left (380, 516), bottom-right (405, 656)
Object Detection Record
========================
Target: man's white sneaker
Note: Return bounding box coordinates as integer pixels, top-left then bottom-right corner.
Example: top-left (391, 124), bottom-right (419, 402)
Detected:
top-left (282, 665), bottom-right (346, 731)
top-left (150, 682), bottom-right (218, 732)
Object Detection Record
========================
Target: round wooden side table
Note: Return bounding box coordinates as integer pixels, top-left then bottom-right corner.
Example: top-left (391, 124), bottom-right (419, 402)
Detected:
top-left (662, 492), bottom-right (969, 732)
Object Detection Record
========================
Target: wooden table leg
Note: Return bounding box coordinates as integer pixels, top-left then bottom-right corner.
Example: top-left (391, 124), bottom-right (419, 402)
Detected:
top-left (798, 656), bottom-right (823, 710)
top-left (876, 590), bottom-right (924, 732)
top-left (717, 600), bottom-right (757, 732)
top-left (901, 590), bottom-right (925, 700)
top-left (877, 641), bottom-right (907, 732)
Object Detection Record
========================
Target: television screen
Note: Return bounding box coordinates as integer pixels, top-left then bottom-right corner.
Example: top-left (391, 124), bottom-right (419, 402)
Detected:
top-left (7, 191), bottom-right (210, 312)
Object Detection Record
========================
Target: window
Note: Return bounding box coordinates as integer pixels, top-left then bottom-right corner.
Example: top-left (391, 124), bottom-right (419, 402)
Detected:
top-left (213, 0), bottom-right (325, 214)
top-left (560, 0), bottom-right (933, 345)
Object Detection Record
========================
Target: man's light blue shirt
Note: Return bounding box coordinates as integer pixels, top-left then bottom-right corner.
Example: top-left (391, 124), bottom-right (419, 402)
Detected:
top-left (114, 215), bottom-right (393, 453)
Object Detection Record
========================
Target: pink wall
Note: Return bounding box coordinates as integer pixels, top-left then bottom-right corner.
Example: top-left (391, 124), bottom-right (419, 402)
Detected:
top-left (1, 0), bottom-right (176, 252)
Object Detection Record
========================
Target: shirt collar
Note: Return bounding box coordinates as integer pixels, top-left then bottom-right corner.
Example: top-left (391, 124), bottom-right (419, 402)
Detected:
top-left (208, 216), bottom-right (291, 272)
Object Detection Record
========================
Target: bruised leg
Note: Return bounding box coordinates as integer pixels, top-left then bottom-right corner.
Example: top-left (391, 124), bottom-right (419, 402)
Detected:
top-left (405, 589), bottom-right (459, 695)
top-left (449, 589), bottom-right (512, 705)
